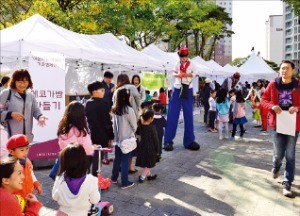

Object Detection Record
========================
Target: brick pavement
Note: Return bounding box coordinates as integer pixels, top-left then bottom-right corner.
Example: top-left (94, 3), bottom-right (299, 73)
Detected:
top-left (35, 110), bottom-right (300, 216)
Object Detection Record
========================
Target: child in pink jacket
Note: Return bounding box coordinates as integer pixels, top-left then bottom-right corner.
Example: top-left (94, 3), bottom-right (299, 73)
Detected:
top-left (50, 101), bottom-right (95, 180)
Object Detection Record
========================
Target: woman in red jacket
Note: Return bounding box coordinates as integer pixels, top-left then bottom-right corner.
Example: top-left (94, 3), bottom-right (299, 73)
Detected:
top-left (261, 60), bottom-right (300, 198)
top-left (0, 157), bottom-right (42, 215)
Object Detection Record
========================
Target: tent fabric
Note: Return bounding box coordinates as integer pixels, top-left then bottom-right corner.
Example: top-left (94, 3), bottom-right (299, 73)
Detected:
top-left (238, 52), bottom-right (278, 81)
top-left (223, 64), bottom-right (238, 73)
top-left (142, 44), bottom-right (213, 75)
top-left (0, 14), bottom-right (166, 71)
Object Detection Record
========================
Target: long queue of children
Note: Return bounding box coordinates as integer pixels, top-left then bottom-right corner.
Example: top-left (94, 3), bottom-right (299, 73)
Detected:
top-left (0, 74), bottom-right (167, 216)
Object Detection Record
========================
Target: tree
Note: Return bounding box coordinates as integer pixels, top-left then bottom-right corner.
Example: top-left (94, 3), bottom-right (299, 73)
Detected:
top-left (283, 0), bottom-right (300, 16)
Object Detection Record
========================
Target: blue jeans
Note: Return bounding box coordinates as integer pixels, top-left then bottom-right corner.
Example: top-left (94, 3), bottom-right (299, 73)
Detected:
top-left (111, 145), bottom-right (132, 186)
top-left (273, 131), bottom-right (299, 183)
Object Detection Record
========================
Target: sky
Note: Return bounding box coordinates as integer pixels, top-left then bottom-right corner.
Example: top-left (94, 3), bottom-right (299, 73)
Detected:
top-left (232, 0), bottom-right (283, 59)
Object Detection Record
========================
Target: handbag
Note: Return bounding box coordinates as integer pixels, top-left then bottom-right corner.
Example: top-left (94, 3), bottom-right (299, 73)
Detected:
top-left (114, 114), bottom-right (137, 154)
top-left (118, 137), bottom-right (137, 154)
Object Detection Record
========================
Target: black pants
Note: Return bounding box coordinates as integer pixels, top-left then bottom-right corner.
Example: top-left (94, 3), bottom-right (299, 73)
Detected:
top-left (208, 110), bottom-right (217, 129)
top-left (232, 123), bottom-right (245, 137)
top-left (203, 102), bottom-right (209, 124)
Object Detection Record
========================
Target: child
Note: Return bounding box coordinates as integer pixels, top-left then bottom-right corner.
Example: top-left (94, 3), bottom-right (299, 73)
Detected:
top-left (228, 89), bottom-right (236, 124)
top-left (85, 81), bottom-right (114, 173)
top-left (0, 157), bottom-right (42, 216)
top-left (135, 108), bottom-right (159, 183)
top-left (216, 88), bottom-right (230, 140)
top-left (0, 125), bottom-right (9, 160)
top-left (58, 101), bottom-right (94, 158)
top-left (152, 103), bottom-right (167, 161)
top-left (208, 90), bottom-right (218, 132)
top-left (231, 90), bottom-right (248, 139)
top-left (50, 101), bottom-right (95, 180)
top-left (6, 134), bottom-right (42, 198)
top-left (52, 143), bottom-right (100, 215)
top-left (246, 87), bottom-right (262, 127)
top-left (111, 88), bottom-right (137, 189)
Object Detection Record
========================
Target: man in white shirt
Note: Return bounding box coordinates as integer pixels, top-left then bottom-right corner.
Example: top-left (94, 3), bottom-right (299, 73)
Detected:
top-left (164, 47), bottom-right (200, 151)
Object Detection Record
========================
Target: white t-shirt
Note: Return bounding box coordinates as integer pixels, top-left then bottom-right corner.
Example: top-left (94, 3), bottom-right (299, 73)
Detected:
top-left (173, 60), bottom-right (197, 89)
top-left (209, 97), bottom-right (216, 111)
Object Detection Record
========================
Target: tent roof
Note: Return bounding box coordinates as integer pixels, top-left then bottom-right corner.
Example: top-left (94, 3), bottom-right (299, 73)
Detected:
top-left (223, 64), bottom-right (238, 73)
top-left (238, 52), bottom-right (278, 79)
top-left (142, 44), bottom-right (212, 74)
top-left (0, 14), bottom-right (166, 71)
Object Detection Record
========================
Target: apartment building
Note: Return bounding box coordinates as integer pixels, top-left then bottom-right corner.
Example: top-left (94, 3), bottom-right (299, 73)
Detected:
top-left (283, 3), bottom-right (300, 70)
top-left (266, 15), bottom-right (283, 65)
top-left (214, 0), bottom-right (233, 66)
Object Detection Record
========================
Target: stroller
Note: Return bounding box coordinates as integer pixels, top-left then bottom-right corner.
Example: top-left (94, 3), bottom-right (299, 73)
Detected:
top-left (88, 146), bottom-right (114, 216)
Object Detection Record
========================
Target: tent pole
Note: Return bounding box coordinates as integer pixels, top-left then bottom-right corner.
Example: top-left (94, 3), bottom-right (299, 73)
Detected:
top-left (19, 39), bottom-right (23, 69)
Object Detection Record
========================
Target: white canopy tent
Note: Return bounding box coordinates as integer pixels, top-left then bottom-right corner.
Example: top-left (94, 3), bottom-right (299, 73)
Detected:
top-left (238, 52), bottom-right (278, 82)
top-left (0, 14), bottom-right (167, 72)
top-left (223, 64), bottom-right (239, 73)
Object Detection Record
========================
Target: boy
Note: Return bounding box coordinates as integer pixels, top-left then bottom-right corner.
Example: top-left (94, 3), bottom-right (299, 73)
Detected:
top-left (152, 103), bottom-right (167, 161)
top-left (85, 81), bottom-right (114, 175)
top-left (6, 134), bottom-right (42, 198)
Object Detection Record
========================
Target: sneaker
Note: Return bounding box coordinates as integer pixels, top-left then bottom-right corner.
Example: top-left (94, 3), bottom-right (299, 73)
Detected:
top-left (186, 142), bottom-right (200, 151)
top-left (147, 174), bottom-right (157, 181)
top-left (219, 136), bottom-right (223, 140)
top-left (282, 182), bottom-right (293, 197)
top-left (260, 130), bottom-right (267, 133)
top-left (138, 176), bottom-right (144, 183)
top-left (111, 180), bottom-right (118, 184)
top-left (272, 167), bottom-right (280, 179)
top-left (121, 182), bottom-right (135, 189)
top-left (164, 143), bottom-right (174, 151)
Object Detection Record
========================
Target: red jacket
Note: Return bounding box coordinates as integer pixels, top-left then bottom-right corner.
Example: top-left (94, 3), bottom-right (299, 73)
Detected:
top-left (0, 187), bottom-right (42, 216)
top-left (261, 77), bottom-right (300, 131)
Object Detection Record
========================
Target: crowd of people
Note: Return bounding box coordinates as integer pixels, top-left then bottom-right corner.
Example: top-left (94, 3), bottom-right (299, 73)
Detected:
top-left (0, 56), bottom-right (299, 215)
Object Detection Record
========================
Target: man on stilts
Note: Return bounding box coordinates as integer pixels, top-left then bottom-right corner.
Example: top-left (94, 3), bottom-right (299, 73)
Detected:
top-left (164, 46), bottom-right (200, 151)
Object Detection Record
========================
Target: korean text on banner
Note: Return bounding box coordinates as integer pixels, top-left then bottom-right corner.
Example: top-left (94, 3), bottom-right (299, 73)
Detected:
top-left (141, 72), bottom-right (165, 90)
top-left (29, 51), bottom-right (65, 142)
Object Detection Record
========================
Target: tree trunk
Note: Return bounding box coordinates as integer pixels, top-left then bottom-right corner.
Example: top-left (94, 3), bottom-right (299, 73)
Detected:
top-left (194, 30), bottom-right (199, 56)
top-left (204, 35), bottom-right (218, 60)
top-left (199, 34), bottom-right (206, 58)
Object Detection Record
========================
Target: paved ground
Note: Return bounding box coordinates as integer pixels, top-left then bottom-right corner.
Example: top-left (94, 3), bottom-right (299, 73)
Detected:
top-left (35, 108), bottom-right (300, 216)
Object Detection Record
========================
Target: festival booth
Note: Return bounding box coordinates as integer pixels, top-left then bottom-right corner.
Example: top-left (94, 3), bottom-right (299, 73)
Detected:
top-left (238, 52), bottom-right (279, 83)
top-left (0, 14), bottom-right (168, 166)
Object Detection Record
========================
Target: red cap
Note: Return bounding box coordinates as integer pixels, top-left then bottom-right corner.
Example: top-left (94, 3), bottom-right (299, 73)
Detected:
top-left (233, 72), bottom-right (240, 79)
top-left (6, 134), bottom-right (29, 150)
top-left (178, 47), bottom-right (189, 57)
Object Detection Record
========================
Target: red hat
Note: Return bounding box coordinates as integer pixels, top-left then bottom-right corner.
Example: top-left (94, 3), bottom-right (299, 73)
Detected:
top-left (233, 72), bottom-right (240, 79)
top-left (6, 134), bottom-right (29, 150)
top-left (178, 47), bottom-right (189, 57)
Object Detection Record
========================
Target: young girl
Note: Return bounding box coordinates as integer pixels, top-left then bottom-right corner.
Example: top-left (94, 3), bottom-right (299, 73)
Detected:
top-left (135, 108), bottom-right (159, 183)
top-left (52, 143), bottom-right (100, 216)
top-left (231, 90), bottom-right (248, 139)
top-left (111, 88), bottom-right (137, 189)
top-left (152, 103), bottom-right (167, 161)
top-left (208, 90), bottom-right (218, 132)
top-left (0, 157), bottom-right (42, 216)
top-left (50, 101), bottom-right (94, 179)
top-left (246, 87), bottom-right (262, 126)
top-left (216, 88), bottom-right (230, 140)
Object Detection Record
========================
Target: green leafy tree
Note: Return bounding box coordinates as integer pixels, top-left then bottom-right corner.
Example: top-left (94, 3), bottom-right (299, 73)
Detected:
top-left (283, 0), bottom-right (300, 16)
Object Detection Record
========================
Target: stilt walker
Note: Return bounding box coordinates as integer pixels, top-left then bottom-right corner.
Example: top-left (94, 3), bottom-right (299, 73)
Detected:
top-left (164, 46), bottom-right (200, 151)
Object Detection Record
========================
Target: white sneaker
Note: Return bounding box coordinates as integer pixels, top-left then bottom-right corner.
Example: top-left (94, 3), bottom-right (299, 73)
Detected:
top-left (219, 136), bottom-right (223, 140)
top-left (282, 182), bottom-right (293, 197)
